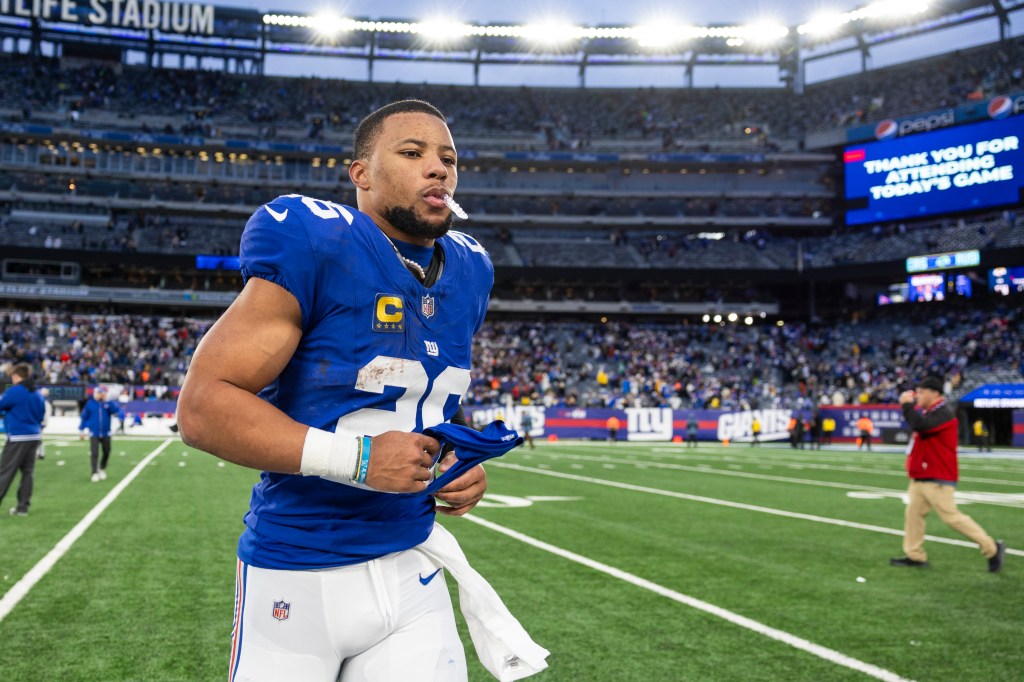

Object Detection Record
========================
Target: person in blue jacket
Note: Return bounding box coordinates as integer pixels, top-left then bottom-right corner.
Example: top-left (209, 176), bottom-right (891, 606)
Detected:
top-left (0, 363), bottom-right (46, 515)
top-left (79, 385), bottom-right (125, 482)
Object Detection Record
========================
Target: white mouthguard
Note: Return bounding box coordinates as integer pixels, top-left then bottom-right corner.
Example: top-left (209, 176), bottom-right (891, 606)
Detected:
top-left (443, 194), bottom-right (469, 220)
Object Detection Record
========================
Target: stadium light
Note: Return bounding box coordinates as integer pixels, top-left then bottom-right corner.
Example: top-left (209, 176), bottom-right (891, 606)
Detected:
top-left (471, 24), bottom-right (524, 38)
top-left (798, 1), bottom-right (929, 35)
top-left (415, 18), bottom-right (474, 44)
top-left (633, 23), bottom-right (686, 49)
top-left (310, 12), bottom-right (356, 37)
top-left (263, 13), bottom-right (312, 28)
top-left (744, 316), bottom-right (754, 325)
top-left (522, 21), bottom-right (579, 45)
top-left (858, 1), bottom-right (930, 20)
top-left (798, 12), bottom-right (846, 36)
top-left (702, 314), bottom-right (711, 322)
top-left (739, 22), bottom-right (789, 45)
top-left (257, 12), bottom-right (801, 47)
top-left (261, 9), bottom-right (926, 47)
top-left (713, 314), bottom-right (723, 323)
top-left (727, 313), bottom-right (739, 322)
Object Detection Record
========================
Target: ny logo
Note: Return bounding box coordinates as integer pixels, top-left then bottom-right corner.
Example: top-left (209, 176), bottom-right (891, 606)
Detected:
top-left (425, 341), bottom-right (439, 357)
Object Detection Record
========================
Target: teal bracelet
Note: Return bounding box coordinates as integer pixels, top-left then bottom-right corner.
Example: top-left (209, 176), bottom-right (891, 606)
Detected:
top-left (353, 435), bottom-right (371, 484)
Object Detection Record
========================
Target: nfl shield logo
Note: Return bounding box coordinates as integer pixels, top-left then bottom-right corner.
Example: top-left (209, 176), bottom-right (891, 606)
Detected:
top-left (421, 295), bottom-right (435, 318)
top-left (272, 600), bottom-right (290, 621)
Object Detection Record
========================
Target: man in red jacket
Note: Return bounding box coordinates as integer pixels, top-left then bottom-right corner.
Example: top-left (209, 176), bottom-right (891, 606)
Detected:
top-left (890, 376), bottom-right (1005, 572)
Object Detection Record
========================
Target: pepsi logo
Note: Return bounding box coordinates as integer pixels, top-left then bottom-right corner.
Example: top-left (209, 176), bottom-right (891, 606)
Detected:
top-left (874, 119), bottom-right (898, 139)
top-left (987, 95), bottom-right (1012, 119)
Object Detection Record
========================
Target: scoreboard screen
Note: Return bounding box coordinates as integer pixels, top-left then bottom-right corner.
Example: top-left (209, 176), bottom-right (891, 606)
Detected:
top-left (907, 273), bottom-right (945, 302)
top-left (989, 266), bottom-right (1024, 295)
top-left (844, 116), bottom-right (1024, 225)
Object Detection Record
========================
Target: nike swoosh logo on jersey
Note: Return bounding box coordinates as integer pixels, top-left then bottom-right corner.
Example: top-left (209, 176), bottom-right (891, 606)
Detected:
top-left (265, 205), bottom-right (288, 222)
top-left (419, 568), bottom-right (442, 586)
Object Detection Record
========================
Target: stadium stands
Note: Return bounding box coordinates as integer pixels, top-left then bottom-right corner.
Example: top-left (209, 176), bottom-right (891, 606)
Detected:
top-left (4, 304), bottom-right (1020, 414)
top-left (3, 34), bottom-right (1021, 147)
top-left (1, 20), bottom-right (1023, 432)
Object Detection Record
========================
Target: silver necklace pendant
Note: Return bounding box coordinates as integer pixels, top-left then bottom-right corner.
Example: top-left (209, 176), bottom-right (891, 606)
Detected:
top-left (399, 254), bottom-right (426, 281)
top-left (385, 236), bottom-right (427, 281)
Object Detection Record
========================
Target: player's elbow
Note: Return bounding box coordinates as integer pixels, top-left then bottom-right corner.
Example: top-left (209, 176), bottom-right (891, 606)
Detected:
top-left (176, 380), bottom-right (211, 450)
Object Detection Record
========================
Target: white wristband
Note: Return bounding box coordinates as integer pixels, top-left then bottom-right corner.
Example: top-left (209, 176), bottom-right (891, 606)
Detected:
top-left (301, 428), bottom-right (361, 484)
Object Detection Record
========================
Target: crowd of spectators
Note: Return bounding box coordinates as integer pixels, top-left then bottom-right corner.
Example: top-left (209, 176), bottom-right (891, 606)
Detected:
top-left (0, 310), bottom-right (206, 388)
top-left (2, 203), bottom-right (1021, 275)
top-left (467, 306), bottom-right (1024, 410)
top-left (0, 57), bottom-right (794, 148)
top-left (3, 305), bottom-right (1020, 412)
top-left (0, 170), bottom-right (830, 222)
top-left (1, 34), bottom-right (1021, 148)
top-left (803, 36), bottom-right (1024, 132)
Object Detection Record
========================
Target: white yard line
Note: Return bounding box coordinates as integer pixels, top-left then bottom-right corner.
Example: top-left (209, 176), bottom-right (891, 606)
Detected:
top-left (523, 452), bottom-right (1024, 507)
top-left (643, 447), bottom-right (1024, 475)
top-left (489, 462), bottom-right (1024, 557)
top-left (0, 438), bottom-right (174, 623)
top-left (464, 514), bottom-right (914, 682)
top-left (643, 446), bottom-right (1024, 477)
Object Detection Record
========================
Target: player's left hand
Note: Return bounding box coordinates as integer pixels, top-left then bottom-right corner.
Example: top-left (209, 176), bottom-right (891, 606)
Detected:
top-left (432, 452), bottom-right (486, 516)
top-left (899, 390), bottom-right (916, 405)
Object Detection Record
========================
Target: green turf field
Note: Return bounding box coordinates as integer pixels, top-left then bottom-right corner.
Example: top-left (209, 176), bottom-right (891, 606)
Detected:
top-left (1, 437), bottom-right (1021, 681)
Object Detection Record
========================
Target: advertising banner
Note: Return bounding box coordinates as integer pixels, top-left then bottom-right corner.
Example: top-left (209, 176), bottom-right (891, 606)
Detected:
top-left (463, 405), bottom-right (904, 443)
top-left (844, 92), bottom-right (1024, 144)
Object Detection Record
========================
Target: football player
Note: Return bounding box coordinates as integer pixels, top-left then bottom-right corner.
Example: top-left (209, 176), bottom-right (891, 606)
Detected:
top-left (179, 100), bottom-right (504, 681)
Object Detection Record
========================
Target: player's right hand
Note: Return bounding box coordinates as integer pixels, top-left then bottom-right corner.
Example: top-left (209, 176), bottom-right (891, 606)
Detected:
top-left (365, 431), bottom-right (441, 492)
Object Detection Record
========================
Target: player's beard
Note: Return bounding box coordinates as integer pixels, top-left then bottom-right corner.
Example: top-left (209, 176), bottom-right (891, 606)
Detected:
top-left (383, 205), bottom-right (453, 241)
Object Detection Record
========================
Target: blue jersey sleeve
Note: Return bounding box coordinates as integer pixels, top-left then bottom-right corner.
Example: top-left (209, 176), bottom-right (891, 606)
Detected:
top-left (239, 197), bottom-right (318, 330)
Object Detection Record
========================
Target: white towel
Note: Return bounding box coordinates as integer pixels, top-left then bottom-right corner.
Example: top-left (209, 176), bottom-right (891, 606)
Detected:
top-left (415, 522), bottom-right (550, 681)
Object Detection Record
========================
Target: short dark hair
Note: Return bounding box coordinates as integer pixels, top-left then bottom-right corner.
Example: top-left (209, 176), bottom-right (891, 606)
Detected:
top-left (11, 363), bottom-right (31, 380)
top-left (353, 100), bottom-right (447, 160)
top-left (916, 376), bottom-right (944, 393)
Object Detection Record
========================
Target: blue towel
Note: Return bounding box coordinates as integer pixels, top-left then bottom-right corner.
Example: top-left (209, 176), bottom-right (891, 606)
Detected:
top-left (420, 420), bottom-right (523, 495)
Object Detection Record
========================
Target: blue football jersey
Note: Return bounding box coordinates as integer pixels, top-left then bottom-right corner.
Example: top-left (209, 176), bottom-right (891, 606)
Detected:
top-left (236, 194), bottom-right (493, 570)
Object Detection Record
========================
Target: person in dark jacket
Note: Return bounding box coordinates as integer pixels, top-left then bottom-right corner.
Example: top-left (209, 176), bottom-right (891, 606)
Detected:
top-left (890, 376), bottom-right (1005, 572)
top-left (79, 385), bottom-right (125, 482)
top-left (0, 363), bottom-right (46, 516)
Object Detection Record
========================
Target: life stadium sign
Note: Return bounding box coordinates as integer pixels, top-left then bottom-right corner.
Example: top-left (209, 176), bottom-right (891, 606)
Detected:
top-left (0, 0), bottom-right (214, 35)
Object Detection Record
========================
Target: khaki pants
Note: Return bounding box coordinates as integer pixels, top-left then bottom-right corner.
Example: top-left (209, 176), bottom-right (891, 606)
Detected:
top-left (903, 481), bottom-right (997, 562)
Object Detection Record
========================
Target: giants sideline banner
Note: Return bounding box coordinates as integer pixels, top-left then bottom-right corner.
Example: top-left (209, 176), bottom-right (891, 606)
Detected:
top-left (463, 405), bottom-right (905, 443)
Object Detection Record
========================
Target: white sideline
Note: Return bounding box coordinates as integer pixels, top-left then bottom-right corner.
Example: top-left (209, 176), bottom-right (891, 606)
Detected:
top-left (490, 462), bottom-right (1024, 558)
top-left (463, 514), bottom-right (914, 682)
top-left (533, 451), bottom-right (1024, 506)
top-left (0, 438), bottom-right (174, 623)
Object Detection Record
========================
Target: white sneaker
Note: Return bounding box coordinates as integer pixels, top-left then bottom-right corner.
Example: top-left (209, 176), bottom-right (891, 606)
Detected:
top-left (91, 473), bottom-right (100, 482)
top-left (98, 469), bottom-right (107, 480)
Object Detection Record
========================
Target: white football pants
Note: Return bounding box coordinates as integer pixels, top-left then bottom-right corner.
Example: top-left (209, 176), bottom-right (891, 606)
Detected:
top-left (230, 549), bottom-right (467, 681)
